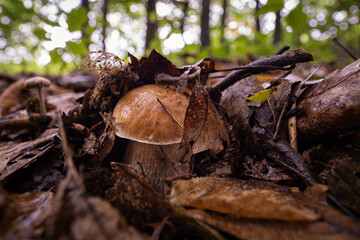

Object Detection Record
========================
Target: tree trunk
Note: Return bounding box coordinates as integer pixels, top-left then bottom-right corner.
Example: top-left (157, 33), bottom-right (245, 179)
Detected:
top-left (255, 0), bottom-right (260, 32)
top-left (180, 1), bottom-right (188, 34)
top-left (81, 0), bottom-right (90, 50)
top-left (200, 0), bottom-right (210, 47)
top-left (145, 0), bottom-right (158, 51)
top-left (273, 11), bottom-right (281, 45)
top-left (102, 0), bottom-right (108, 51)
top-left (220, 0), bottom-right (227, 42)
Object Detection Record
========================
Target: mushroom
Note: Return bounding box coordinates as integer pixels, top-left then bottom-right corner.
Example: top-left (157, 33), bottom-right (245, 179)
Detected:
top-left (24, 76), bottom-right (51, 115)
top-left (113, 84), bottom-right (190, 194)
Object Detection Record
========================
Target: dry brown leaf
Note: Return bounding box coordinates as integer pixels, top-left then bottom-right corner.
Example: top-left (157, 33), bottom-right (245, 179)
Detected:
top-left (170, 177), bottom-right (360, 240)
top-left (129, 49), bottom-right (180, 86)
top-left (185, 209), bottom-right (360, 240)
top-left (0, 128), bottom-right (57, 181)
top-left (182, 81), bottom-right (229, 156)
top-left (171, 177), bottom-right (319, 221)
top-left (0, 189), bottom-right (54, 239)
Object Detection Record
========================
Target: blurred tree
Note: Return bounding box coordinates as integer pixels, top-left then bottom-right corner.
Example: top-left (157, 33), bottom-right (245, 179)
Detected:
top-left (179, 1), bottom-right (189, 34)
top-left (102, 0), bottom-right (109, 50)
top-left (200, 0), bottom-right (210, 47)
top-left (81, 0), bottom-right (90, 49)
top-left (220, 0), bottom-right (227, 42)
top-left (145, 0), bottom-right (158, 50)
top-left (273, 11), bottom-right (281, 45)
top-left (255, 0), bottom-right (261, 32)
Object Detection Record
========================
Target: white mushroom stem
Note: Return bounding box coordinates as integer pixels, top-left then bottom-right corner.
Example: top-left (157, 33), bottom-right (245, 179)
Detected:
top-left (123, 141), bottom-right (188, 195)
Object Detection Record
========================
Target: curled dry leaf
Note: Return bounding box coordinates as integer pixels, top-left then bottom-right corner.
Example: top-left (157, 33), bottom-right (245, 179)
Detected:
top-left (105, 163), bottom-right (170, 228)
top-left (129, 49), bottom-right (180, 86)
top-left (182, 81), bottom-right (229, 156)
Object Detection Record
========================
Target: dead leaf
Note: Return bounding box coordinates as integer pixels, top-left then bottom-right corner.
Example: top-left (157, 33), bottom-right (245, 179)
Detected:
top-left (130, 49), bottom-right (180, 86)
top-left (0, 188), bottom-right (54, 239)
top-left (0, 128), bottom-right (57, 181)
top-left (46, 189), bottom-right (146, 240)
top-left (171, 177), bottom-right (319, 221)
top-left (170, 177), bottom-right (360, 240)
top-left (182, 81), bottom-right (229, 156)
top-left (184, 209), bottom-right (360, 240)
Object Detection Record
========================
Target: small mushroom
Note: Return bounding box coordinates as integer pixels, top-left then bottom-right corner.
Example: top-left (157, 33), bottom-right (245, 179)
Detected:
top-left (24, 76), bottom-right (51, 114)
top-left (113, 84), bottom-right (190, 194)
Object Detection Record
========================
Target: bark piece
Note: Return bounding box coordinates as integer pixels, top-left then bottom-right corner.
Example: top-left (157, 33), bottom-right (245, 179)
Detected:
top-left (298, 59), bottom-right (360, 136)
top-left (303, 145), bottom-right (360, 214)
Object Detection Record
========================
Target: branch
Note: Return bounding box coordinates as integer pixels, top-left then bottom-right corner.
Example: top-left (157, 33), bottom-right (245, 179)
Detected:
top-left (212, 49), bottom-right (313, 92)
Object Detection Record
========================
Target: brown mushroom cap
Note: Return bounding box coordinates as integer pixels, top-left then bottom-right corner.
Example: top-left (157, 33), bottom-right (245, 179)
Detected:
top-left (113, 84), bottom-right (189, 145)
top-left (24, 76), bottom-right (51, 89)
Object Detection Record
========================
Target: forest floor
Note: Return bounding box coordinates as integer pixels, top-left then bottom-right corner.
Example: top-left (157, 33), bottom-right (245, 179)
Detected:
top-left (0, 49), bottom-right (359, 240)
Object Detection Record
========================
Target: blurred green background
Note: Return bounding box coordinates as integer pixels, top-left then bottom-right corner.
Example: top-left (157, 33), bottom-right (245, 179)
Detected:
top-left (0, 0), bottom-right (359, 74)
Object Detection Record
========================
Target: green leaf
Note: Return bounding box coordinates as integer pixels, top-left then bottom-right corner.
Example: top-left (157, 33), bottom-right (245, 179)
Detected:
top-left (66, 41), bottom-right (88, 56)
top-left (33, 27), bottom-right (47, 40)
top-left (256, 0), bottom-right (284, 16)
top-left (67, 7), bottom-right (88, 32)
top-left (286, 3), bottom-right (307, 34)
top-left (246, 89), bottom-right (272, 103)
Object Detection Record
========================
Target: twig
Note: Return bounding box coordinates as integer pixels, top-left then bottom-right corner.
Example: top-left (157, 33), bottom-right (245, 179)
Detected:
top-left (276, 45), bottom-right (290, 55)
top-left (162, 174), bottom-right (196, 186)
top-left (158, 65), bottom-right (296, 83)
top-left (333, 37), bottom-right (358, 61)
top-left (287, 65), bottom-right (320, 150)
top-left (157, 98), bottom-right (184, 130)
top-left (267, 98), bottom-right (277, 123)
top-left (57, 111), bottom-right (86, 192)
top-left (213, 49), bottom-right (313, 92)
top-left (288, 102), bottom-right (298, 151)
top-left (151, 215), bottom-right (171, 240)
top-left (327, 193), bottom-right (360, 221)
top-left (303, 78), bottom-right (325, 86)
top-left (137, 161), bottom-right (146, 177)
top-left (267, 154), bottom-right (313, 184)
top-left (273, 96), bottom-right (290, 141)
